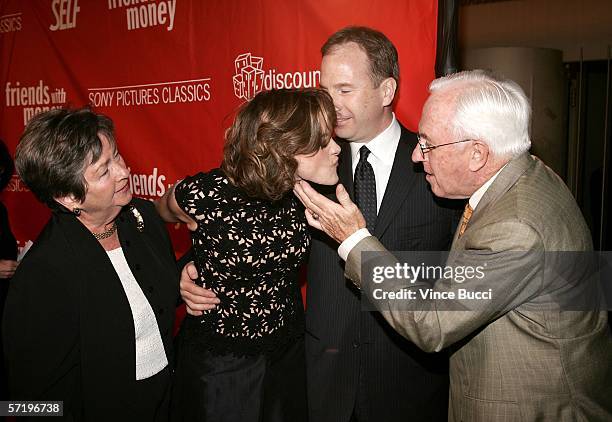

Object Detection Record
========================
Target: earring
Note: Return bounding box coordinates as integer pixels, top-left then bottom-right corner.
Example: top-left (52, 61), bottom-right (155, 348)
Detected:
top-left (73, 207), bottom-right (81, 216)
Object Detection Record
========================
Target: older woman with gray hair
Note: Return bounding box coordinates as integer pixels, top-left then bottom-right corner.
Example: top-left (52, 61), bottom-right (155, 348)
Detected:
top-left (3, 108), bottom-right (179, 420)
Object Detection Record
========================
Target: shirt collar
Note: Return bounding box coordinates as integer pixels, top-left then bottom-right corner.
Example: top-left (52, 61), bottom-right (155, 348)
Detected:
top-left (349, 113), bottom-right (399, 167)
top-left (469, 163), bottom-right (508, 210)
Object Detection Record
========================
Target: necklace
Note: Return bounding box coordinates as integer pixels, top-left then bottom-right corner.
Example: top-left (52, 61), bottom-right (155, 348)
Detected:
top-left (92, 221), bottom-right (117, 240)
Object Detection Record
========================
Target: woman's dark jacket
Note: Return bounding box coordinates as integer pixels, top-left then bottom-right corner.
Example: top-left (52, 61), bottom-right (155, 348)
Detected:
top-left (2, 198), bottom-right (179, 420)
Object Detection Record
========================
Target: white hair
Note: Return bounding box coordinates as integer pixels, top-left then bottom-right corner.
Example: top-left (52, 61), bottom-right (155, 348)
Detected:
top-left (429, 70), bottom-right (531, 158)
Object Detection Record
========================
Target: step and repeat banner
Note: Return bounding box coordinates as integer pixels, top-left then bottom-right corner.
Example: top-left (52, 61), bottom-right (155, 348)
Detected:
top-left (0, 0), bottom-right (438, 255)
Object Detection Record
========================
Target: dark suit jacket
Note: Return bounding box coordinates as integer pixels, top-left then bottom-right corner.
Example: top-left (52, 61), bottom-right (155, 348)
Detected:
top-left (305, 124), bottom-right (460, 422)
top-left (3, 198), bottom-right (179, 421)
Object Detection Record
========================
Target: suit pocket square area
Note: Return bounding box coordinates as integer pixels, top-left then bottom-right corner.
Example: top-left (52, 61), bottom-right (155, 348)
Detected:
top-left (460, 396), bottom-right (521, 422)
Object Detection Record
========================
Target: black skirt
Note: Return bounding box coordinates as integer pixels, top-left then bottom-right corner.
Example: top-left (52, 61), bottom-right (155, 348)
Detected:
top-left (171, 336), bottom-right (307, 422)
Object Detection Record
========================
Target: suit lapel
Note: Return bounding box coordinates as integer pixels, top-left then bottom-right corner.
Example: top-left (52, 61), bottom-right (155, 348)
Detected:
top-left (55, 210), bottom-right (133, 325)
top-left (451, 153), bottom-right (535, 247)
top-left (338, 140), bottom-right (355, 199)
top-left (373, 126), bottom-right (419, 238)
top-left (470, 153), bottom-right (534, 226)
top-left (118, 203), bottom-right (177, 308)
top-left (53, 209), bottom-right (136, 387)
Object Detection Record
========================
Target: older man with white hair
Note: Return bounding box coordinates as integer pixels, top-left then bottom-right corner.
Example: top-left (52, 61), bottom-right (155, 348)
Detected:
top-left (294, 70), bottom-right (612, 421)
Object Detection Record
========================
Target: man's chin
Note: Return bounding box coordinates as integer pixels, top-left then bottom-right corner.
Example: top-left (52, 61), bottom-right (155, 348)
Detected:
top-left (428, 181), bottom-right (445, 197)
top-left (334, 126), bottom-right (353, 141)
top-left (425, 174), bottom-right (436, 188)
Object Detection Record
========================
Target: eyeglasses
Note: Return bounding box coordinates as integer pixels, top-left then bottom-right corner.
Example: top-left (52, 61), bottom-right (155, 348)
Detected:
top-left (417, 133), bottom-right (473, 159)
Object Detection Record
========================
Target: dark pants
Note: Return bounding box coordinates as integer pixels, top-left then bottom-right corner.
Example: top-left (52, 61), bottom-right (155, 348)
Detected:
top-left (171, 337), bottom-right (307, 422)
top-left (0, 280), bottom-right (8, 422)
top-left (131, 365), bottom-right (172, 421)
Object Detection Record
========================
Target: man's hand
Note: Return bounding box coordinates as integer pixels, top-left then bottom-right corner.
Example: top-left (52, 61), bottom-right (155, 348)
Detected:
top-left (293, 181), bottom-right (366, 243)
top-left (0, 259), bottom-right (17, 279)
top-left (180, 261), bottom-right (220, 316)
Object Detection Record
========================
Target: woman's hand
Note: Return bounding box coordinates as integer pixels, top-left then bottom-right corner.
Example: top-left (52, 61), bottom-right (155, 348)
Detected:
top-left (155, 182), bottom-right (198, 231)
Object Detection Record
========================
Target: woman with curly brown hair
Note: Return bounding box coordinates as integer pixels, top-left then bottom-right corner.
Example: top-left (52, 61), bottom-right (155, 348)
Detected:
top-left (156, 88), bottom-right (339, 422)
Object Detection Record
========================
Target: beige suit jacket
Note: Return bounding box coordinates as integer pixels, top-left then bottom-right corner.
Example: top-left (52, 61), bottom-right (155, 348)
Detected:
top-left (345, 153), bottom-right (612, 421)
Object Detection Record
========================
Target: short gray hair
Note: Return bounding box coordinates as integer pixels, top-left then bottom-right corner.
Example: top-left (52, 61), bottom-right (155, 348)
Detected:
top-left (15, 108), bottom-right (116, 210)
top-left (429, 70), bottom-right (531, 158)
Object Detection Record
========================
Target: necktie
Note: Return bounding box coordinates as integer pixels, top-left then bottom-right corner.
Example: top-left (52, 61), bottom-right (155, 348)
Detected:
top-left (354, 146), bottom-right (377, 231)
top-left (458, 203), bottom-right (473, 237)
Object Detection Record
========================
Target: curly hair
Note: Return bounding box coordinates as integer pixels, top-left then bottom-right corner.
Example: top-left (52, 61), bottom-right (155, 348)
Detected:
top-left (221, 88), bottom-right (336, 201)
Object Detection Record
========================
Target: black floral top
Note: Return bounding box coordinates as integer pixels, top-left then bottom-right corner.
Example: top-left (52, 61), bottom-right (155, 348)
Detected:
top-left (175, 169), bottom-right (308, 356)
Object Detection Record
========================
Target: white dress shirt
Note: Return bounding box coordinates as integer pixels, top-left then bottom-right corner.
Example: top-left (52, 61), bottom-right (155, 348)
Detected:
top-left (349, 113), bottom-right (401, 214)
top-left (338, 163), bottom-right (508, 260)
top-left (468, 164), bottom-right (506, 210)
top-left (338, 114), bottom-right (400, 259)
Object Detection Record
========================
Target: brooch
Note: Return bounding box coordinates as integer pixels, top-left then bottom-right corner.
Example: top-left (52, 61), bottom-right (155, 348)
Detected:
top-left (130, 205), bottom-right (145, 232)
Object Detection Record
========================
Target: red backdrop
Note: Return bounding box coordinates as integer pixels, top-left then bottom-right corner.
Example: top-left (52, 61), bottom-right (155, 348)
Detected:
top-left (0, 0), bottom-right (438, 255)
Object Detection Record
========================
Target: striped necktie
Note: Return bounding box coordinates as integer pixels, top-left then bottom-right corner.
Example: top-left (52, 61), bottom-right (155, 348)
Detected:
top-left (354, 146), bottom-right (377, 231)
top-left (458, 203), bottom-right (473, 237)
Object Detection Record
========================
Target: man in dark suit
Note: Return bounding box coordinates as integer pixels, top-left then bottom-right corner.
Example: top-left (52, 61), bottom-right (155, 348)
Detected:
top-left (179, 26), bottom-right (458, 422)
top-left (304, 27), bottom-right (457, 422)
